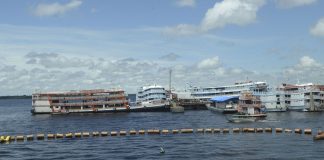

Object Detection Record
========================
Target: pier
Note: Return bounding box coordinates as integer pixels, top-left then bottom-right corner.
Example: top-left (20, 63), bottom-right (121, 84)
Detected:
top-left (1, 127), bottom-right (323, 144)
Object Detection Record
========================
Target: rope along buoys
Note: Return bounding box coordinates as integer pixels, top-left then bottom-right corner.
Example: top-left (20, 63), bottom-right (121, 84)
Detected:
top-left (1, 128), bottom-right (323, 144)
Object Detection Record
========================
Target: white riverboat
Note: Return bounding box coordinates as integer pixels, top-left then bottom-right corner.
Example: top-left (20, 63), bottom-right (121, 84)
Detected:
top-left (176, 81), bottom-right (268, 102)
top-left (32, 89), bottom-right (129, 114)
top-left (280, 83), bottom-right (324, 111)
top-left (134, 85), bottom-right (170, 111)
top-left (258, 89), bottom-right (287, 112)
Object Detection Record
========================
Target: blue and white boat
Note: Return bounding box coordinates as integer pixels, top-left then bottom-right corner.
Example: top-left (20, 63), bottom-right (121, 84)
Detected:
top-left (206, 96), bottom-right (239, 114)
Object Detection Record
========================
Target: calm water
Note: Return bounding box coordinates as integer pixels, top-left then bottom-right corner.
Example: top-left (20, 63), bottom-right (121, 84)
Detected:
top-left (0, 99), bottom-right (324, 160)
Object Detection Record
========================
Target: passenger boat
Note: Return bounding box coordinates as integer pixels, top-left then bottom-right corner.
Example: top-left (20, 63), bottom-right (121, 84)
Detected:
top-left (31, 89), bottom-right (129, 114)
top-left (258, 89), bottom-right (287, 112)
top-left (228, 92), bottom-right (266, 123)
top-left (206, 96), bottom-right (239, 114)
top-left (182, 81), bottom-right (268, 102)
top-left (280, 83), bottom-right (324, 112)
top-left (133, 85), bottom-right (170, 112)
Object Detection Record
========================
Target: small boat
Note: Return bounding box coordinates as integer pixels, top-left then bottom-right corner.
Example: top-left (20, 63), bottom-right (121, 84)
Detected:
top-left (206, 96), bottom-right (239, 114)
top-left (228, 92), bottom-right (267, 123)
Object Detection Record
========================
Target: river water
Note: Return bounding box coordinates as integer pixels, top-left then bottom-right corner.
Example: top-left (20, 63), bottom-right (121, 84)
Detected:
top-left (0, 99), bottom-right (324, 159)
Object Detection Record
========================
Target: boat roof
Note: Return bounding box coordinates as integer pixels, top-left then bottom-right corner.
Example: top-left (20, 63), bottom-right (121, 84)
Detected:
top-left (210, 96), bottom-right (239, 102)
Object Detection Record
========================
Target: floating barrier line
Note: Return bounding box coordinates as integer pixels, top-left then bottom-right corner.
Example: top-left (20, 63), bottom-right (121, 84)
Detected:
top-left (1, 128), bottom-right (323, 144)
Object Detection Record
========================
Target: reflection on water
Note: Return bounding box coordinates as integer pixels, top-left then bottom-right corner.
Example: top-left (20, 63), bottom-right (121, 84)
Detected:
top-left (1, 99), bottom-right (324, 159)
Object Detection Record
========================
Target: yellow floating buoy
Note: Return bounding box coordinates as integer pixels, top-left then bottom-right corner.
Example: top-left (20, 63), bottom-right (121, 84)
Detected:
top-left (56, 133), bottom-right (64, 138)
top-left (119, 131), bottom-right (127, 136)
top-left (247, 128), bottom-right (255, 133)
top-left (294, 128), bottom-right (302, 134)
top-left (265, 128), bottom-right (272, 133)
top-left (74, 133), bottom-right (82, 138)
top-left (101, 131), bottom-right (108, 136)
top-left (180, 129), bottom-right (193, 133)
top-left (205, 128), bottom-right (213, 133)
top-left (83, 132), bottom-right (90, 137)
top-left (16, 135), bottom-right (24, 141)
top-left (232, 128), bottom-right (240, 133)
top-left (161, 129), bottom-right (169, 134)
top-left (10, 136), bottom-right (15, 141)
top-left (65, 133), bottom-right (73, 138)
top-left (47, 134), bottom-right (55, 139)
top-left (129, 130), bottom-right (137, 135)
top-left (256, 128), bottom-right (263, 133)
top-left (26, 135), bottom-right (34, 141)
top-left (242, 128), bottom-right (249, 133)
top-left (284, 129), bottom-right (292, 133)
top-left (275, 128), bottom-right (283, 133)
top-left (0, 136), bottom-right (10, 143)
top-left (223, 128), bottom-right (230, 133)
top-left (213, 128), bottom-right (221, 133)
top-left (153, 129), bottom-right (160, 134)
top-left (304, 129), bottom-right (312, 135)
top-left (110, 131), bottom-right (118, 136)
top-left (147, 129), bottom-right (155, 134)
top-left (196, 128), bottom-right (204, 133)
top-left (36, 134), bottom-right (45, 140)
top-left (138, 130), bottom-right (145, 135)
top-left (172, 129), bottom-right (179, 134)
top-left (5, 136), bottom-right (10, 142)
top-left (92, 132), bottom-right (100, 137)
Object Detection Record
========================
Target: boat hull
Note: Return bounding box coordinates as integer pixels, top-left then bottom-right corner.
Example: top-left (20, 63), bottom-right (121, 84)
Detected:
top-left (206, 105), bottom-right (238, 114)
top-left (32, 104), bottom-right (170, 114)
top-left (265, 108), bottom-right (287, 112)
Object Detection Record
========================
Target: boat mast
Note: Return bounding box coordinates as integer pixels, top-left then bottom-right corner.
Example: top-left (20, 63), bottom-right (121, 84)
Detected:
top-left (169, 69), bottom-right (172, 93)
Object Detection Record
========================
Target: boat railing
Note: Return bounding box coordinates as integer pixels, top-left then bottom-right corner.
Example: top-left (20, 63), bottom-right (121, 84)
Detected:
top-left (33, 94), bottom-right (126, 100)
top-left (51, 100), bottom-right (128, 106)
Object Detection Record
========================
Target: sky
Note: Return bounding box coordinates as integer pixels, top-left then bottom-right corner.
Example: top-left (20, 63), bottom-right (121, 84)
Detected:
top-left (0, 0), bottom-right (324, 95)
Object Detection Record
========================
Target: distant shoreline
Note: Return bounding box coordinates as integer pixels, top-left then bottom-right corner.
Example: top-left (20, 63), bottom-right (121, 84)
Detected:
top-left (0, 95), bottom-right (32, 99)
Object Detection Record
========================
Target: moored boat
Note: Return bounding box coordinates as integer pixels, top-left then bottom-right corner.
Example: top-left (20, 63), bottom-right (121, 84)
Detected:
top-left (206, 96), bottom-right (239, 114)
top-left (228, 92), bottom-right (266, 123)
top-left (32, 89), bottom-right (129, 114)
top-left (134, 85), bottom-right (170, 111)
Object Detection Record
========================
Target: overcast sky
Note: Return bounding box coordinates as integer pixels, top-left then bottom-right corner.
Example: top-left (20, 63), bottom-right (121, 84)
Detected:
top-left (0, 0), bottom-right (324, 95)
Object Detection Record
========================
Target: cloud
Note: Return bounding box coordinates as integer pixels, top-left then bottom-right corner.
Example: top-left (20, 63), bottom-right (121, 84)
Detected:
top-left (275, 0), bottom-right (317, 9)
top-left (200, 0), bottom-right (266, 32)
top-left (176, 0), bottom-right (196, 7)
top-left (165, 0), bottom-right (266, 35)
top-left (297, 56), bottom-right (321, 68)
top-left (164, 24), bottom-right (201, 36)
top-left (159, 53), bottom-right (181, 61)
top-left (310, 18), bottom-right (324, 37)
top-left (283, 56), bottom-right (324, 83)
top-left (25, 52), bottom-right (91, 68)
top-left (33, 0), bottom-right (82, 17)
top-left (0, 52), bottom-right (262, 95)
top-left (197, 56), bottom-right (220, 69)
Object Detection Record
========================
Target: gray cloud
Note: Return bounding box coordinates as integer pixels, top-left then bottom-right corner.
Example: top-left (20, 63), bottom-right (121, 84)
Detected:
top-left (1, 53), bottom-right (323, 95)
top-left (25, 52), bottom-right (91, 69)
top-left (159, 53), bottom-right (181, 61)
